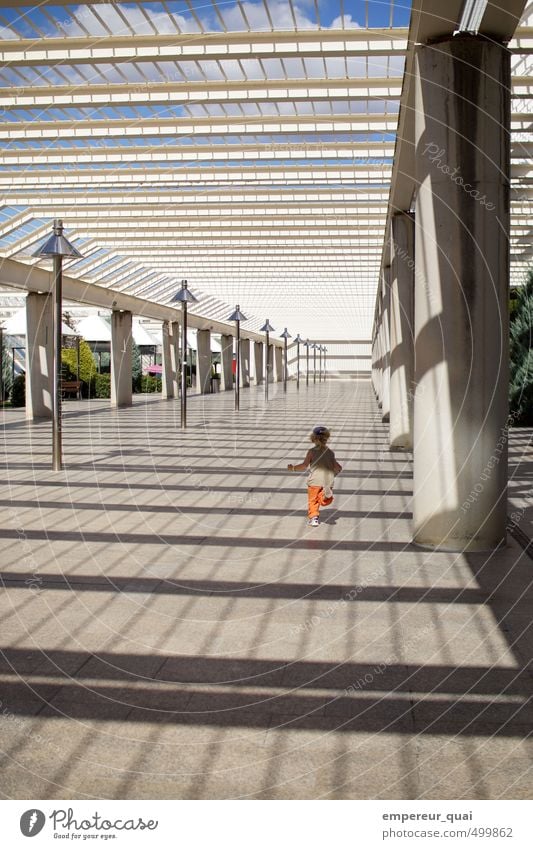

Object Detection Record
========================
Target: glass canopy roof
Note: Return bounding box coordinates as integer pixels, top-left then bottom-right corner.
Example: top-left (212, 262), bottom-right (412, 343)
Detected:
top-left (0, 1), bottom-right (531, 340)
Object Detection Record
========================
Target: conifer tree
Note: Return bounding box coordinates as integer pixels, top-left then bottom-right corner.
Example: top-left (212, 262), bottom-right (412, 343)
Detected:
top-left (509, 269), bottom-right (533, 425)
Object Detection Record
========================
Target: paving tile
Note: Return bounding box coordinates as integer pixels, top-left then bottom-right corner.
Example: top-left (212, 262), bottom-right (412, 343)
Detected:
top-left (1, 387), bottom-right (533, 799)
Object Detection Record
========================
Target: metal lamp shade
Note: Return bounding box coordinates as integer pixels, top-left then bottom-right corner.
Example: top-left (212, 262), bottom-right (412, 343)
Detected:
top-left (33, 219), bottom-right (82, 258)
top-left (260, 320), bottom-right (274, 332)
top-left (171, 279), bottom-right (198, 304)
top-left (228, 306), bottom-right (248, 322)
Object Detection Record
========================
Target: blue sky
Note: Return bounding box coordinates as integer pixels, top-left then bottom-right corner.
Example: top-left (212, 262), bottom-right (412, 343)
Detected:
top-left (0, 1), bottom-right (413, 38)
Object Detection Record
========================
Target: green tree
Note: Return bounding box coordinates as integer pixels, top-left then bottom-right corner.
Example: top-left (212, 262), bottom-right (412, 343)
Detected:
top-left (62, 338), bottom-right (97, 397)
top-left (132, 341), bottom-right (142, 392)
top-left (62, 338), bottom-right (97, 382)
top-left (1, 331), bottom-right (13, 402)
top-left (510, 269), bottom-right (533, 425)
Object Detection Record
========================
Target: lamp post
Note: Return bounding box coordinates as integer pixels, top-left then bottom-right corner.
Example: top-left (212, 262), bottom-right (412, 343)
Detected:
top-left (260, 319), bottom-right (274, 401)
top-left (171, 279), bottom-right (198, 429)
top-left (32, 219), bottom-right (82, 471)
top-left (228, 304), bottom-right (247, 411)
top-left (294, 334), bottom-right (302, 390)
top-left (319, 345), bottom-right (323, 382)
top-left (280, 328), bottom-right (291, 393)
top-left (313, 343), bottom-right (317, 384)
top-left (305, 338), bottom-right (310, 387)
top-left (324, 346), bottom-right (327, 381)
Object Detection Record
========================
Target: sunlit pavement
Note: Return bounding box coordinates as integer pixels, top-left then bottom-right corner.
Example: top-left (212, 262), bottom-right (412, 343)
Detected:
top-left (0, 381), bottom-right (532, 799)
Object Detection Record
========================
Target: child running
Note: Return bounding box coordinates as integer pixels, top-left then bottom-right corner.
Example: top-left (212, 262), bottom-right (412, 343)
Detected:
top-left (287, 425), bottom-right (342, 526)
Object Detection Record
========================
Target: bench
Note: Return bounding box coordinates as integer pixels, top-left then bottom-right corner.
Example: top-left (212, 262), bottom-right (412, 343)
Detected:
top-left (61, 380), bottom-right (82, 400)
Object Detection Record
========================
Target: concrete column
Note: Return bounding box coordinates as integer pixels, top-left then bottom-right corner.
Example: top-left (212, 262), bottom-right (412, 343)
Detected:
top-left (196, 329), bottom-right (211, 395)
top-left (254, 341), bottom-right (264, 385)
top-left (274, 346), bottom-right (283, 382)
top-left (111, 310), bottom-right (132, 408)
top-left (161, 320), bottom-right (177, 399)
top-left (267, 344), bottom-right (274, 384)
top-left (371, 334), bottom-right (379, 400)
top-left (220, 333), bottom-right (233, 391)
top-left (380, 270), bottom-right (391, 422)
top-left (240, 337), bottom-right (250, 387)
top-left (390, 212), bottom-right (415, 449)
top-left (374, 318), bottom-right (382, 405)
top-left (413, 35), bottom-right (510, 551)
top-left (26, 292), bottom-right (53, 419)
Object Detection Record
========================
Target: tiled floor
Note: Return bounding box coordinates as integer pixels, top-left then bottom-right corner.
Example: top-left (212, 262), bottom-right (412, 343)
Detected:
top-left (0, 381), bottom-right (531, 799)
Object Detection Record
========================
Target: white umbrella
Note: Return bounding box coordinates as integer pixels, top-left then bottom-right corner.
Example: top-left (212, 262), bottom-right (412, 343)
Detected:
top-left (4, 307), bottom-right (76, 337)
top-left (76, 315), bottom-right (111, 342)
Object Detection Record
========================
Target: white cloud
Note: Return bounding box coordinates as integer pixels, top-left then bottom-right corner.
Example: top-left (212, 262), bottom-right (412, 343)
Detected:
top-left (0, 26), bottom-right (18, 40)
top-left (330, 14), bottom-right (362, 29)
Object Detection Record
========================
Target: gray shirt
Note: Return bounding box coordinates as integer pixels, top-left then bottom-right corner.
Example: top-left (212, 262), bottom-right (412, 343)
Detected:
top-left (307, 446), bottom-right (337, 488)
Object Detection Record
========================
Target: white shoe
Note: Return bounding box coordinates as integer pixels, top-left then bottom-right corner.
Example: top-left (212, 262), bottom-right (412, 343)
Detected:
top-left (323, 486), bottom-right (333, 499)
top-left (308, 517), bottom-right (319, 527)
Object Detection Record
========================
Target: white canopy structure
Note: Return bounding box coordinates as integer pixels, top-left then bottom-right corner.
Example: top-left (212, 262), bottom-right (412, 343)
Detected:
top-left (4, 306), bottom-right (76, 337)
top-left (0, 0), bottom-right (530, 357)
top-left (76, 314), bottom-right (111, 343)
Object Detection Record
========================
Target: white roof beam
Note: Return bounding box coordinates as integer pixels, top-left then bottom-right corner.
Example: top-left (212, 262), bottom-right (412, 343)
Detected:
top-left (0, 114), bottom-right (399, 142)
top-left (0, 256), bottom-right (282, 344)
top-left (0, 142), bottom-right (396, 166)
top-left (0, 29), bottom-right (408, 68)
top-left (0, 77), bottom-right (403, 111)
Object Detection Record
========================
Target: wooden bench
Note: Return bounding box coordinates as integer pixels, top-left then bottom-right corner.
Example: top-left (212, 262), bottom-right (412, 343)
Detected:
top-left (61, 380), bottom-right (82, 400)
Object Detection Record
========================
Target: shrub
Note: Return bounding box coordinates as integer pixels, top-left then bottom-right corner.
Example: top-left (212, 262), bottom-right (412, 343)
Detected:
top-left (1, 335), bottom-right (12, 401)
top-left (510, 270), bottom-right (533, 426)
top-left (140, 375), bottom-right (162, 393)
top-left (62, 339), bottom-right (97, 398)
top-left (11, 373), bottom-right (25, 407)
top-left (132, 342), bottom-right (142, 391)
top-left (94, 373), bottom-right (111, 398)
top-left (62, 339), bottom-right (97, 383)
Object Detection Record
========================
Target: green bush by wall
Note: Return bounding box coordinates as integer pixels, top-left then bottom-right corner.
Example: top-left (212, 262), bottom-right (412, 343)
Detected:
top-left (510, 270), bottom-right (533, 426)
top-left (11, 374), bottom-right (25, 407)
top-left (94, 373), bottom-right (111, 398)
top-left (140, 375), bottom-right (162, 393)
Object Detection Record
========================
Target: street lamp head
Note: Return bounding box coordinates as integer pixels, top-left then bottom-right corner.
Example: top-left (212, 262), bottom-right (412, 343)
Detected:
top-left (294, 334), bottom-right (302, 344)
top-left (280, 328), bottom-right (291, 339)
top-left (228, 304), bottom-right (248, 322)
top-left (260, 319), bottom-right (274, 332)
top-left (171, 278), bottom-right (198, 304)
top-left (33, 218), bottom-right (82, 258)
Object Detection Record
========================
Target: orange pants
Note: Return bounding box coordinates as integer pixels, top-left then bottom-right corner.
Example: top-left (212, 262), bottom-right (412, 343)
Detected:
top-left (307, 486), bottom-right (334, 519)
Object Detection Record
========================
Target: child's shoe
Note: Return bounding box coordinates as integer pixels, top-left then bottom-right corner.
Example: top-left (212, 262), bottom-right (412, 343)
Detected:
top-left (323, 486), bottom-right (333, 499)
top-left (308, 516), bottom-right (320, 527)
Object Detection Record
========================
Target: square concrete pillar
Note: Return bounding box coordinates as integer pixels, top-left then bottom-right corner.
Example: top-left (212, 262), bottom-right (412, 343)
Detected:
top-left (240, 337), bottom-right (250, 387)
top-left (162, 320), bottom-right (179, 399)
top-left (111, 310), bottom-right (132, 408)
top-left (220, 333), bottom-right (233, 391)
top-left (267, 344), bottom-right (274, 384)
top-left (389, 212), bottom-right (415, 450)
top-left (26, 292), bottom-right (53, 420)
top-left (380, 270), bottom-right (391, 422)
top-left (254, 341), bottom-right (264, 385)
top-left (196, 328), bottom-right (211, 395)
top-left (413, 36), bottom-right (510, 551)
top-left (274, 346), bottom-right (283, 382)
